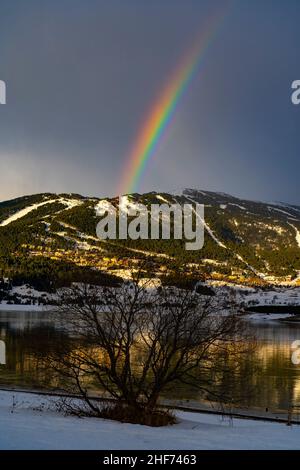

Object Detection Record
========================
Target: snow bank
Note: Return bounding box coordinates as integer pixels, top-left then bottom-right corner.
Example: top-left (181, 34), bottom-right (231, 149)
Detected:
top-left (0, 390), bottom-right (299, 450)
top-left (245, 313), bottom-right (293, 321)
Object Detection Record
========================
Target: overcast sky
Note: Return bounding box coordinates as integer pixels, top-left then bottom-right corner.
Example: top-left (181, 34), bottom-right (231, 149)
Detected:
top-left (0, 0), bottom-right (300, 203)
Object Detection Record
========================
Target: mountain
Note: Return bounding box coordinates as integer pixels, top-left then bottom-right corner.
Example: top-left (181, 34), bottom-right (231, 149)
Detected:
top-left (0, 189), bottom-right (300, 291)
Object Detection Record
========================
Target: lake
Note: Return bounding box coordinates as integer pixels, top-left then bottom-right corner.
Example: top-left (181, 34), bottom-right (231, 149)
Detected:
top-left (1, 311), bottom-right (300, 414)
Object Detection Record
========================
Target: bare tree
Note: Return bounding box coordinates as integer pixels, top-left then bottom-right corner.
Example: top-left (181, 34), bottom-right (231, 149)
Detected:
top-left (46, 272), bottom-right (253, 424)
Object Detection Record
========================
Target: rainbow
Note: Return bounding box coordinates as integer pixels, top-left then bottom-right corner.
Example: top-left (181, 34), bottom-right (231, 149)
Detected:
top-left (118, 4), bottom-right (231, 196)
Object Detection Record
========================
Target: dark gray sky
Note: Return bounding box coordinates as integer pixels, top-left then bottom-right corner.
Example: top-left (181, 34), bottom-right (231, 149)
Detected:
top-left (0, 0), bottom-right (299, 203)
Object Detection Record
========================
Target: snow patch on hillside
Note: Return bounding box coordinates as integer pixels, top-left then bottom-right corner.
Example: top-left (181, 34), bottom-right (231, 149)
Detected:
top-left (76, 241), bottom-right (103, 251)
top-left (95, 199), bottom-right (115, 216)
top-left (228, 203), bottom-right (246, 210)
top-left (156, 194), bottom-right (170, 204)
top-left (184, 195), bottom-right (227, 249)
top-left (0, 198), bottom-right (82, 227)
top-left (288, 223), bottom-right (300, 248)
top-left (183, 196), bottom-right (262, 277)
top-left (268, 206), bottom-right (298, 220)
top-left (202, 259), bottom-right (226, 266)
top-left (61, 199), bottom-right (83, 210)
top-left (0, 200), bottom-right (58, 226)
top-left (53, 231), bottom-right (103, 251)
top-left (119, 196), bottom-right (146, 215)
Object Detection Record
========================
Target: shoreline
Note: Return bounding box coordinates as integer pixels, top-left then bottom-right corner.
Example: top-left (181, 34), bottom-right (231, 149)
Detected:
top-left (0, 304), bottom-right (54, 312)
top-left (0, 385), bottom-right (297, 426)
top-left (1, 304), bottom-right (299, 318)
top-left (243, 312), bottom-right (296, 321)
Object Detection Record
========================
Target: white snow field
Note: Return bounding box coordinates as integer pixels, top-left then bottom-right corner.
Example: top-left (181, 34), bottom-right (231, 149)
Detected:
top-left (0, 391), bottom-right (299, 450)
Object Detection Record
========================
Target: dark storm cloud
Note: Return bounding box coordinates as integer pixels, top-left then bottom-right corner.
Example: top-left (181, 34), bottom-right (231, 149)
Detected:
top-left (0, 0), bottom-right (299, 203)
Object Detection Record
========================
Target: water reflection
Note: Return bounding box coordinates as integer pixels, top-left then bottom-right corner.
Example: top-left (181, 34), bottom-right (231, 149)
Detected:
top-left (0, 312), bottom-right (68, 388)
top-left (1, 311), bottom-right (300, 412)
top-left (244, 320), bottom-right (300, 411)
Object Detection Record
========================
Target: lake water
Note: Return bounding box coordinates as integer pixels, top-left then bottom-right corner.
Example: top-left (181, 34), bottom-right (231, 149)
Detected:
top-left (1, 311), bottom-right (300, 414)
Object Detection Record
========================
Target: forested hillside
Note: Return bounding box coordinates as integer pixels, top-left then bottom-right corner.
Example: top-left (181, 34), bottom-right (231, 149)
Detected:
top-left (0, 189), bottom-right (299, 291)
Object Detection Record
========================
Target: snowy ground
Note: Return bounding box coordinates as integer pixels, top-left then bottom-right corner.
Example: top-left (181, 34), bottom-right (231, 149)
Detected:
top-left (243, 287), bottom-right (300, 306)
top-left (0, 285), bottom-right (55, 311)
top-left (245, 313), bottom-right (293, 321)
top-left (0, 391), bottom-right (300, 450)
top-left (209, 282), bottom-right (300, 308)
top-left (2, 281), bottom-right (300, 313)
